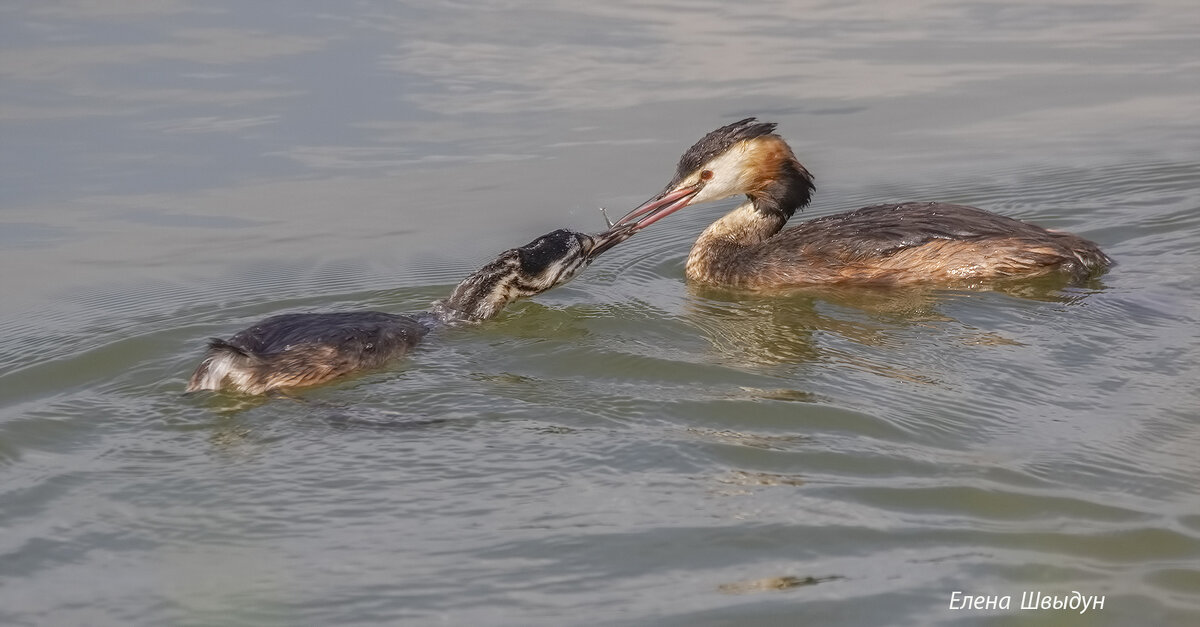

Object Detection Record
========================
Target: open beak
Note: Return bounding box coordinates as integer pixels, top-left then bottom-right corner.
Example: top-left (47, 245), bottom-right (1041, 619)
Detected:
top-left (584, 182), bottom-right (704, 259)
top-left (612, 184), bottom-right (702, 230)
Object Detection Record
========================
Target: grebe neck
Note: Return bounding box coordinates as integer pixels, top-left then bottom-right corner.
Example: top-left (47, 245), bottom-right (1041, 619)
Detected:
top-left (432, 260), bottom-right (526, 323)
top-left (685, 199), bottom-right (787, 284)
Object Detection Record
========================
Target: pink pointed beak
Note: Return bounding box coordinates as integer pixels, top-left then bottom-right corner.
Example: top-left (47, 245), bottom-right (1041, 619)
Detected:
top-left (612, 184), bottom-right (702, 230)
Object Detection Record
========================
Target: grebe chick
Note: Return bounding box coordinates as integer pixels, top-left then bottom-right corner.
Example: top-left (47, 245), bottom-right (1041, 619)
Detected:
top-left (616, 118), bottom-right (1112, 288)
top-left (186, 224), bottom-right (643, 395)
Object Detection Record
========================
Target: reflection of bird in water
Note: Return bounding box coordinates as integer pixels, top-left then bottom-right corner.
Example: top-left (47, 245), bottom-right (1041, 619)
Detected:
top-left (685, 284), bottom-right (951, 368)
top-left (616, 118), bottom-right (1112, 289)
top-left (687, 273), bottom-right (1096, 374)
top-left (187, 223), bottom-right (650, 394)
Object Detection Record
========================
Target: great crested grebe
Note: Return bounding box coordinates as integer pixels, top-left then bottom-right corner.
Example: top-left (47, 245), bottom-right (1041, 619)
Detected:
top-left (186, 223), bottom-right (647, 395)
top-left (615, 118), bottom-right (1111, 288)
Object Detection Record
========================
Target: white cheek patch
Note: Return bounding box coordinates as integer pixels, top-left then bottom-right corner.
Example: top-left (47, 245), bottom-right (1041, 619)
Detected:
top-left (691, 143), bottom-right (754, 204)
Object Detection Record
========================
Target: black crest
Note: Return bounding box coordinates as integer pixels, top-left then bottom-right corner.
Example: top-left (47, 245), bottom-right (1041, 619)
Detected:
top-left (670, 117), bottom-right (778, 186)
top-left (516, 229), bottom-right (583, 276)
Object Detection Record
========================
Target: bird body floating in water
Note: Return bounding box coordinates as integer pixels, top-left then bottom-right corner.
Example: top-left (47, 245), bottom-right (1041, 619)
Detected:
top-left (186, 223), bottom-right (647, 395)
top-left (616, 118), bottom-right (1111, 289)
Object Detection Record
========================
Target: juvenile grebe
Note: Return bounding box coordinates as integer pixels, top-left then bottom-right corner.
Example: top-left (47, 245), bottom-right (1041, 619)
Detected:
top-left (616, 118), bottom-right (1111, 288)
top-left (186, 223), bottom-right (645, 394)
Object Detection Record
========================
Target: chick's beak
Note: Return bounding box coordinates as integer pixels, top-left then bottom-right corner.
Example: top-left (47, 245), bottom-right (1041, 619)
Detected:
top-left (585, 223), bottom-right (639, 258)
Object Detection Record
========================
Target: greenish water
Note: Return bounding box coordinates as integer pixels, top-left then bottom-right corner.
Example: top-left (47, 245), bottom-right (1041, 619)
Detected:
top-left (2, 2), bottom-right (1199, 625)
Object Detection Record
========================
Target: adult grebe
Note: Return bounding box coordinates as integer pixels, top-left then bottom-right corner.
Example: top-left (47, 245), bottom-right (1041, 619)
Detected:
top-left (186, 223), bottom-right (645, 395)
top-left (615, 118), bottom-right (1111, 288)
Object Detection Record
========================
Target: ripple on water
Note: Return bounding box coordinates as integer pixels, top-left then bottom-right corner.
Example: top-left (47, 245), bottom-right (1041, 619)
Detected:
top-left (3, 117), bottom-right (1200, 626)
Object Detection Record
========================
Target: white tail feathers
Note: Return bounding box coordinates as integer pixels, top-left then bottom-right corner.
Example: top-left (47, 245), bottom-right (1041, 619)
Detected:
top-left (185, 341), bottom-right (256, 393)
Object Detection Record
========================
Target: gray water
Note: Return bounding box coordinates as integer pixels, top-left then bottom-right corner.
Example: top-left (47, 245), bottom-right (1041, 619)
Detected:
top-left (2, 1), bottom-right (1199, 625)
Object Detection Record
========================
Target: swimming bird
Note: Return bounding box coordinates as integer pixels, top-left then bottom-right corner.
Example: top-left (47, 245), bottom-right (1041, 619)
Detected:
top-left (615, 118), bottom-right (1111, 289)
top-left (186, 223), bottom-right (645, 395)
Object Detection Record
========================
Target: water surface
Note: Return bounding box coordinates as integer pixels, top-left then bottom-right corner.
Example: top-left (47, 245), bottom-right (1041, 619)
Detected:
top-left (2, 1), bottom-right (1199, 625)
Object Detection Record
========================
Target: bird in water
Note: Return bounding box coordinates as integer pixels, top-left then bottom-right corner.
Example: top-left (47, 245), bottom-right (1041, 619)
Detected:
top-left (186, 222), bottom-right (652, 395)
top-left (614, 118), bottom-right (1111, 289)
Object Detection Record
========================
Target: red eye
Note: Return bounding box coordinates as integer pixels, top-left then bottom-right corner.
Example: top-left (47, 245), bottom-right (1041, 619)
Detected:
top-left (700, 169), bottom-right (714, 181)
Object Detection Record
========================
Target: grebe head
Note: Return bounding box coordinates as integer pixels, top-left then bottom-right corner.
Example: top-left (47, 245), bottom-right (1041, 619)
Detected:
top-left (614, 117), bottom-right (815, 229)
top-left (434, 223), bottom-right (640, 321)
